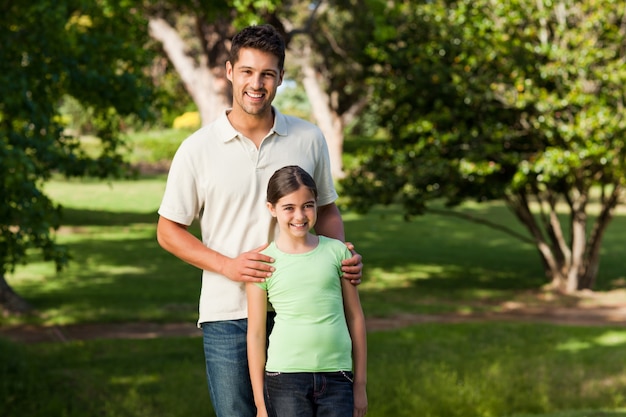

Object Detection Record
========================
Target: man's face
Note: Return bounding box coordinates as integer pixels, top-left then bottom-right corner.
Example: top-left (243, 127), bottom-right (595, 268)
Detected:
top-left (226, 48), bottom-right (284, 117)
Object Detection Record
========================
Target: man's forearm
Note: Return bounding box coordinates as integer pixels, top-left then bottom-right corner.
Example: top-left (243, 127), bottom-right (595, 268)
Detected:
top-left (156, 216), bottom-right (227, 274)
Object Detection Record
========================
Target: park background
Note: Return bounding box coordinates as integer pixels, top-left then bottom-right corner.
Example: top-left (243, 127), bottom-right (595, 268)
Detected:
top-left (2, 1), bottom-right (626, 416)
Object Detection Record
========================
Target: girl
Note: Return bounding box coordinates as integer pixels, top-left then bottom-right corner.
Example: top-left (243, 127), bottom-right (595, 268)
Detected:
top-left (247, 165), bottom-right (368, 417)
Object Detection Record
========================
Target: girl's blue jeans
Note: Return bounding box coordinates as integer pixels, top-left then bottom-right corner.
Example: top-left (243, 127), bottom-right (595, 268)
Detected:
top-left (264, 371), bottom-right (354, 417)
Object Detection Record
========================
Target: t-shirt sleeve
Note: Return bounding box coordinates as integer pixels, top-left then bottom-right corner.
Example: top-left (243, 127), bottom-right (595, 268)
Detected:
top-left (341, 245), bottom-right (352, 262)
top-left (255, 248), bottom-right (273, 291)
top-left (255, 281), bottom-right (269, 291)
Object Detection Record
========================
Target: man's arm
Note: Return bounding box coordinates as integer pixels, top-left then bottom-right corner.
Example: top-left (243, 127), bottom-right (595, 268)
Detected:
top-left (315, 203), bottom-right (363, 284)
top-left (156, 216), bottom-right (274, 283)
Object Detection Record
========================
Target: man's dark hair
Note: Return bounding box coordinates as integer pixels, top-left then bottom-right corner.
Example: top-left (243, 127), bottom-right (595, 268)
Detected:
top-left (229, 24), bottom-right (286, 71)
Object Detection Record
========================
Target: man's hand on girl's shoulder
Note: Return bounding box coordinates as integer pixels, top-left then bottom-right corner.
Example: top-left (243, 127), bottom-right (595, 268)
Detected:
top-left (342, 242), bottom-right (363, 285)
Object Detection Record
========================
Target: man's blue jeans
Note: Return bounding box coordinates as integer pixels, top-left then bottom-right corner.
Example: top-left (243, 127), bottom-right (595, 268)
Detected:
top-left (201, 313), bottom-right (275, 417)
top-left (264, 371), bottom-right (354, 417)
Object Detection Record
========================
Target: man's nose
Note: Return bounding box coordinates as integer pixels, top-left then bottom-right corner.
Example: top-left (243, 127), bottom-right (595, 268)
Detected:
top-left (251, 74), bottom-right (263, 89)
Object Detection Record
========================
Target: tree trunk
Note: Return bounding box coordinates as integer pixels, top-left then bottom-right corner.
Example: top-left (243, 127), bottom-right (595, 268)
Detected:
top-left (148, 17), bottom-right (231, 126)
top-left (300, 59), bottom-right (345, 179)
top-left (507, 185), bottom-right (621, 294)
top-left (566, 197), bottom-right (588, 292)
top-left (507, 192), bottom-right (584, 293)
top-left (578, 184), bottom-right (620, 289)
top-left (0, 274), bottom-right (33, 315)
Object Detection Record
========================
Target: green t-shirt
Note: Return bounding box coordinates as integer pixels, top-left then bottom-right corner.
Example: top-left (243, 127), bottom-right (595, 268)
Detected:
top-left (258, 236), bottom-right (353, 372)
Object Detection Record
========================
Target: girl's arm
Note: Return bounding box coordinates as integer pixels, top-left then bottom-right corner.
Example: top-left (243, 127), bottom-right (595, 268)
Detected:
top-left (246, 283), bottom-right (269, 417)
top-left (341, 279), bottom-right (368, 417)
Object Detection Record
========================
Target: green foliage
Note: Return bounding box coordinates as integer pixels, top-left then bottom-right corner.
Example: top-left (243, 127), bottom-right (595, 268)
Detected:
top-left (304, 0), bottom-right (377, 116)
top-left (124, 129), bottom-right (189, 164)
top-left (274, 82), bottom-right (313, 121)
top-left (0, 0), bottom-right (155, 282)
top-left (341, 0), bottom-right (626, 289)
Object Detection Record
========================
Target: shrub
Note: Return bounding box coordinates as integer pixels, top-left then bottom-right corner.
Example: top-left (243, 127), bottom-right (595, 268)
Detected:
top-left (172, 112), bottom-right (201, 130)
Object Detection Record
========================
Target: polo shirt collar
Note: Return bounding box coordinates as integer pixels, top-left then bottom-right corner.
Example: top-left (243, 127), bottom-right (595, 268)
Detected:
top-left (219, 107), bottom-right (287, 143)
top-left (271, 107), bottom-right (288, 137)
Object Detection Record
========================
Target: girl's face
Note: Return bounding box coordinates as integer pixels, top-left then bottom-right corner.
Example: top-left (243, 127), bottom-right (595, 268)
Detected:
top-left (268, 186), bottom-right (317, 240)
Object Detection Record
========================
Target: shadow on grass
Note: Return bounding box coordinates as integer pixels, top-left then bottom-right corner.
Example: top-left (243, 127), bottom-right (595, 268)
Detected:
top-left (60, 208), bottom-right (158, 227)
top-left (367, 322), bottom-right (626, 416)
top-left (3, 322), bottom-right (626, 417)
top-left (512, 412), bottom-right (626, 417)
top-left (8, 202), bottom-right (626, 325)
top-left (17, 233), bottom-right (200, 325)
top-left (346, 204), bottom-right (626, 291)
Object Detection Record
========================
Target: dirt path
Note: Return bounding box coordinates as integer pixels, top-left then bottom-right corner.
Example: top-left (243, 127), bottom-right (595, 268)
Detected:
top-left (2, 301), bottom-right (625, 344)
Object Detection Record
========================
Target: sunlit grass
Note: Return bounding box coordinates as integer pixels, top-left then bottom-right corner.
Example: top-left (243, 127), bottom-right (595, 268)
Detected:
top-left (2, 169), bottom-right (626, 417)
top-left (3, 323), bottom-right (625, 417)
top-left (4, 177), bottom-right (626, 326)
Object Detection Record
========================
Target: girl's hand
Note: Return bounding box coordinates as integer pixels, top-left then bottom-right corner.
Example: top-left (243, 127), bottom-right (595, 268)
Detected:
top-left (353, 384), bottom-right (368, 417)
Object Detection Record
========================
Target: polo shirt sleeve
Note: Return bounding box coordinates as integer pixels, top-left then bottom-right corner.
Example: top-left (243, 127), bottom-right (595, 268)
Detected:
top-left (157, 137), bottom-right (202, 226)
top-left (312, 131), bottom-right (339, 207)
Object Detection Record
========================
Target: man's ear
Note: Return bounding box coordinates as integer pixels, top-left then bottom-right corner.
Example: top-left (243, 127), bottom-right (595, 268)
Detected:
top-left (277, 69), bottom-right (284, 87)
top-left (226, 61), bottom-right (233, 82)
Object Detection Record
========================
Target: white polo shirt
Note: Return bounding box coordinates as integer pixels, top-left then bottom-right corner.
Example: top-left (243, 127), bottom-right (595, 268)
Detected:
top-left (158, 108), bottom-right (338, 324)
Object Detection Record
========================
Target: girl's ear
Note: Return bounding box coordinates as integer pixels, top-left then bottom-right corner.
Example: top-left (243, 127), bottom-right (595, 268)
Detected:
top-left (267, 202), bottom-right (276, 217)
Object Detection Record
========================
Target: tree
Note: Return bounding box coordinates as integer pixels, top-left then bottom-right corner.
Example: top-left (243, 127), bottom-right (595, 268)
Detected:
top-left (280, 0), bottom-right (374, 178)
top-left (145, 1), bottom-right (238, 126)
top-left (341, 0), bottom-right (626, 293)
top-left (144, 0), bottom-right (374, 178)
top-left (143, 0), bottom-right (295, 128)
top-left (0, 0), bottom-right (154, 314)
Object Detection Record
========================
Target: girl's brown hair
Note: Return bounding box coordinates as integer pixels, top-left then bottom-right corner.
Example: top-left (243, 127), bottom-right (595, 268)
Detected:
top-left (267, 166), bottom-right (318, 205)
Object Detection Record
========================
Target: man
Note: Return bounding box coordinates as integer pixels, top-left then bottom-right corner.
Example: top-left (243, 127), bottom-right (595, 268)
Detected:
top-left (156, 24), bottom-right (362, 417)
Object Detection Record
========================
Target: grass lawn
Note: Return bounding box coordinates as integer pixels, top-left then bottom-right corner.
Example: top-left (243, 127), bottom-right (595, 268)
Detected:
top-left (2, 173), bottom-right (626, 417)
top-left (2, 323), bottom-right (625, 417)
